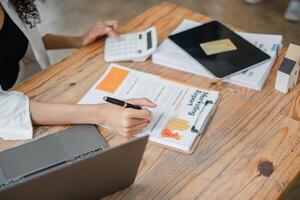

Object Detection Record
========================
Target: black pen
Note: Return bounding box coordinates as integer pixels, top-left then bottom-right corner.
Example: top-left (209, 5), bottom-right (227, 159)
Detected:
top-left (103, 96), bottom-right (142, 110)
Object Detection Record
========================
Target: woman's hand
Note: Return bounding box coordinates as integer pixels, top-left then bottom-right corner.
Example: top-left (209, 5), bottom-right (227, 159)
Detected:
top-left (80, 20), bottom-right (119, 47)
top-left (30, 97), bottom-right (156, 138)
top-left (43, 20), bottom-right (119, 50)
top-left (97, 98), bottom-right (157, 137)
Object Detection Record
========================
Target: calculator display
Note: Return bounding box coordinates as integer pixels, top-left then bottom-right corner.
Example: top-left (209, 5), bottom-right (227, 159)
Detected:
top-left (147, 31), bottom-right (152, 50)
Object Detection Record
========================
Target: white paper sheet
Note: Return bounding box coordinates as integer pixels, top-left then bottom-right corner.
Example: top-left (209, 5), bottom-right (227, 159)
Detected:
top-left (79, 64), bottom-right (219, 152)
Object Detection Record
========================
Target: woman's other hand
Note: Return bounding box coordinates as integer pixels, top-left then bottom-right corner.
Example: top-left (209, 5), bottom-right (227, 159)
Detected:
top-left (80, 20), bottom-right (119, 47)
top-left (97, 98), bottom-right (157, 137)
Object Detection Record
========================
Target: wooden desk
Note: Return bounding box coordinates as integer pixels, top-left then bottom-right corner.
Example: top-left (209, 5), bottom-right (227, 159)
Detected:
top-left (1, 2), bottom-right (299, 199)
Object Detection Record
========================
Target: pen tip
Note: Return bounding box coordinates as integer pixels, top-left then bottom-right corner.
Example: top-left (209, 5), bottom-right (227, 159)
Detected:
top-left (103, 96), bottom-right (107, 100)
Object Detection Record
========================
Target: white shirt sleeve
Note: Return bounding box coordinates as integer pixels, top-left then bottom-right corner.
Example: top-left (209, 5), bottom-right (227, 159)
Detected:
top-left (0, 89), bottom-right (33, 140)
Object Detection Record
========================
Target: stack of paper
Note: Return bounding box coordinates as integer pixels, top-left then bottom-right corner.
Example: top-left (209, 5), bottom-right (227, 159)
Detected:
top-left (152, 19), bottom-right (283, 90)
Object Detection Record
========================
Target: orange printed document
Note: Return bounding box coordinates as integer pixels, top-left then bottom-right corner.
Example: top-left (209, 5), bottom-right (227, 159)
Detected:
top-left (96, 67), bottom-right (129, 93)
top-left (79, 64), bottom-right (219, 153)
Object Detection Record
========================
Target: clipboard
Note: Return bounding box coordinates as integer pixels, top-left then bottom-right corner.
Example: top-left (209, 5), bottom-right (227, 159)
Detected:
top-left (146, 97), bottom-right (219, 154)
top-left (79, 64), bottom-right (220, 154)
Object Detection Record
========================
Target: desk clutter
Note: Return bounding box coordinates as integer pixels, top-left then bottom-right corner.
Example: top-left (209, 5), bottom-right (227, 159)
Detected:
top-left (79, 64), bottom-right (219, 153)
top-left (152, 19), bottom-right (283, 90)
top-left (1, 2), bottom-right (299, 198)
top-left (99, 19), bottom-right (294, 153)
top-left (275, 43), bottom-right (300, 94)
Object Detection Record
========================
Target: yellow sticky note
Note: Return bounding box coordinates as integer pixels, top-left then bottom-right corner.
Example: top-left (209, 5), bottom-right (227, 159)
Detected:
top-left (166, 117), bottom-right (190, 131)
top-left (200, 39), bottom-right (237, 56)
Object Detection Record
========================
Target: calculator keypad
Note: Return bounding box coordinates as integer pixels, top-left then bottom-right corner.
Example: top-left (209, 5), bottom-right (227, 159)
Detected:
top-left (105, 33), bottom-right (143, 57)
top-left (104, 27), bottom-right (157, 62)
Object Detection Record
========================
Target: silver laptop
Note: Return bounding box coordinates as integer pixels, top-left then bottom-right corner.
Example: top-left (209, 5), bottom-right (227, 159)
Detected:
top-left (0, 125), bottom-right (148, 200)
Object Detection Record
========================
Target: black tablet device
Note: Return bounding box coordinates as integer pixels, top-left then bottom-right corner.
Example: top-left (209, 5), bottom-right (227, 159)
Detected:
top-left (169, 21), bottom-right (270, 79)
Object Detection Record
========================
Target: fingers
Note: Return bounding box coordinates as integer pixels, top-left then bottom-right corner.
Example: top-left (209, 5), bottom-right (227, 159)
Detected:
top-left (117, 106), bottom-right (153, 137)
top-left (104, 26), bottom-right (112, 33)
top-left (126, 98), bottom-right (157, 108)
top-left (107, 30), bottom-right (119, 38)
top-left (128, 122), bottom-right (149, 134)
top-left (104, 20), bottom-right (119, 38)
top-left (101, 97), bottom-right (156, 138)
top-left (95, 20), bottom-right (118, 36)
top-left (105, 20), bottom-right (118, 29)
top-left (122, 118), bottom-right (149, 128)
top-left (95, 21), bottom-right (110, 35)
top-left (118, 120), bottom-right (149, 137)
top-left (81, 20), bottom-right (119, 47)
top-left (121, 97), bottom-right (156, 122)
top-left (124, 108), bottom-right (152, 121)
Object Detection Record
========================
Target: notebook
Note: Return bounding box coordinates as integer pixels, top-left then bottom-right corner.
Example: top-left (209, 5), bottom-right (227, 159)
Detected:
top-left (152, 19), bottom-right (282, 90)
top-left (79, 64), bottom-right (219, 154)
top-left (169, 21), bottom-right (271, 79)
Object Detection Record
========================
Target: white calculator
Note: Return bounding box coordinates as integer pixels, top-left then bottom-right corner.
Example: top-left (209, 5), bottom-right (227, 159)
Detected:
top-left (104, 27), bottom-right (157, 62)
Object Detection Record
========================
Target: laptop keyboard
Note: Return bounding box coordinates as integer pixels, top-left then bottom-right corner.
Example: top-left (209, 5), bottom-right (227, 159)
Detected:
top-left (0, 147), bottom-right (104, 190)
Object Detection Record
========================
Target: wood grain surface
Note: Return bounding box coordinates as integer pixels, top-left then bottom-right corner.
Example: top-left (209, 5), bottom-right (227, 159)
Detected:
top-left (1, 2), bottom-right (299, 200)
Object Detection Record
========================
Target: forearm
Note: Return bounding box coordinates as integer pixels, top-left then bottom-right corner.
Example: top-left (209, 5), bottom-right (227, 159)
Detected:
top-left (28, 98), bottom-right (155, 137)
top-left (29, 100), bottom-right (101, 125)
top-left (42, 34), bottom-right (83, 50)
